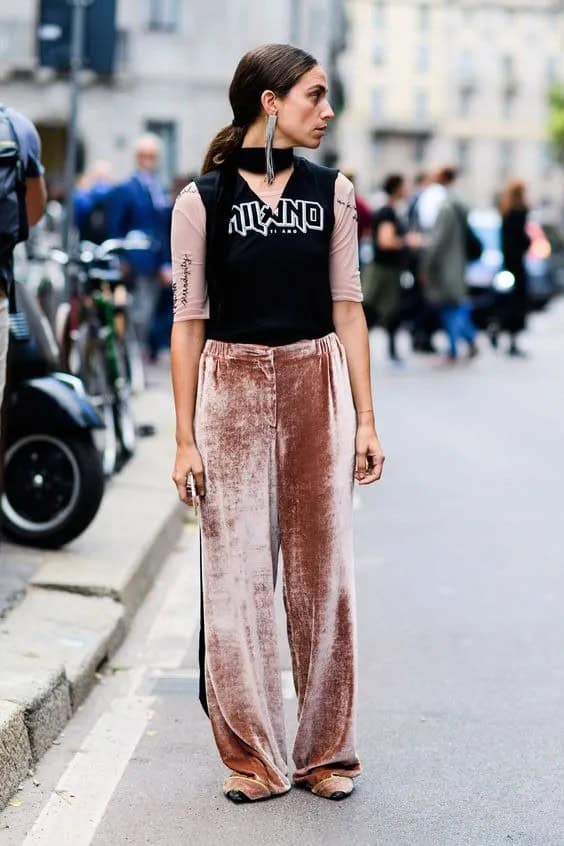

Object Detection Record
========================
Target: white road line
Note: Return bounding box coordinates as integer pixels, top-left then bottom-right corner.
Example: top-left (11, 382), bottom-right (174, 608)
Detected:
top-left (143, 530), bottom-right (200, 668)
top-left (23, 695), bottom-right (155, 846)
top-left (22, 523), bottom-right (201, 846)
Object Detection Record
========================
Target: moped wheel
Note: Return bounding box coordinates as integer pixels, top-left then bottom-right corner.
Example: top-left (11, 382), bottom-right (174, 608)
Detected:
top-left (1, 434), bottom-right (105, 549)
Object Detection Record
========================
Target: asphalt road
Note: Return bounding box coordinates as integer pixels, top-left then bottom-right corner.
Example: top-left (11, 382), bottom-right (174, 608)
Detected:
top-left (2, 304), bottom-right (563, 845)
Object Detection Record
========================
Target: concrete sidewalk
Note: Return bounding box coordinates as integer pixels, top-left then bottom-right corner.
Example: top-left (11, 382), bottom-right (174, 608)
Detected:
top-left (0, 359), bottom-right (187, 810)
top-left (0, 545), bottom-right (39, 621)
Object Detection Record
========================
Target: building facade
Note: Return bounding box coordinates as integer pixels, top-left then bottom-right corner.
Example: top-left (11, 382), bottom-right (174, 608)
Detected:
top-left (0, 0), bottom-right (344, 189)
top-left (338, 0), bottom-right (564, 218)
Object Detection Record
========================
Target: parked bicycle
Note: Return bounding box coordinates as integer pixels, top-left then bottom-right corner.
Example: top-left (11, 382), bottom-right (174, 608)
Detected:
top-left (54, 232), bottom-right (150, 475)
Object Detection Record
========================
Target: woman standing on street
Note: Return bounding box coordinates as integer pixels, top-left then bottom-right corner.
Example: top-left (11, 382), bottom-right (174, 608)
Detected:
top-left (170, 44), bottom-right (385, 805)
top-left (368, 174), bottom-right (412, 363)
top-left (500, 179), bottom-right (531, 357)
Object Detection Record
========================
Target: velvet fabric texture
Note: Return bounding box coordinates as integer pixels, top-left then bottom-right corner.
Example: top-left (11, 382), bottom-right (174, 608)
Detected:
top-left (194, 331), bottom-right (361, 794)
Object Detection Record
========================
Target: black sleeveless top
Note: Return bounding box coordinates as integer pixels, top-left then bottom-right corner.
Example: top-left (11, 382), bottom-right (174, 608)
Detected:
top-left (195, 156), bottom-right (338, 346)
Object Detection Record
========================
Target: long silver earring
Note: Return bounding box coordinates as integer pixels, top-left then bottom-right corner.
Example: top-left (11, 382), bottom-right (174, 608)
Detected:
top-left (265, 113), bottom-right (277, 185)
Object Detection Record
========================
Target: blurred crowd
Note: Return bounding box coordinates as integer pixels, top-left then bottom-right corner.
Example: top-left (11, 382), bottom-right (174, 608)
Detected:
top-left (72, 141), bottom-right (542, 368)
top-left (1, 101), bottom-right (555, 417)
top-left (354, 165), bottom-right (539, 364)
top-left (71, 134), bottom-right (192, 363)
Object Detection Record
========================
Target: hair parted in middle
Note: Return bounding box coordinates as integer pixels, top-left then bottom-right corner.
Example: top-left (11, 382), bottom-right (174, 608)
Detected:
top-left (202, 43), bottom-right (317, 174)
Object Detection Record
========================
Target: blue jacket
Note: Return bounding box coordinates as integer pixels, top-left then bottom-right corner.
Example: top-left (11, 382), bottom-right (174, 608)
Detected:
top-left (106, 173), bottom-right (171, 276)
top-left (73, 180), bottom-right (113, 241)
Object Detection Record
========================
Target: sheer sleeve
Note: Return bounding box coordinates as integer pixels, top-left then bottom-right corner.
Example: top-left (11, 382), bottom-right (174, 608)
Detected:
top-left (171, 182), bottom-right (209, 321)
top-left (330, 173), bottom-right (363, 302)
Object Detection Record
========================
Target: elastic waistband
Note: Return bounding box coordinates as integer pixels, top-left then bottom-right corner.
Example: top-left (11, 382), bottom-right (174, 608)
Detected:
top-left (203, 332), bottom-right (341, 361)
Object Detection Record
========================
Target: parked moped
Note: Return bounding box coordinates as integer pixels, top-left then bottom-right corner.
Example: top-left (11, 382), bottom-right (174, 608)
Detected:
top-left (1, 280), bottom-right (105, 548)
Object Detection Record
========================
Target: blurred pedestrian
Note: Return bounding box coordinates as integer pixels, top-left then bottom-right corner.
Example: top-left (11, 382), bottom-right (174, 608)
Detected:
top-left (499, 179), bottom-right (531, 357)
top-left (423, 166), bottom-right (478, 360)
top-left (0, 105), bottom-right (46, 425)
top-left (366, 174), bottom-right (415, 363)
top-left (73, 160), bottom-right (114, 244)
top-left (170, 43), bottom-right (384, 804)
top-left (416, 165), bottom-right (449, 231)
top-left (406, 171), bottom-right (439, 353)
top-left (406, 170), bottom-right (429, 230)
top-left (106, 134), bottom-right (172, 355)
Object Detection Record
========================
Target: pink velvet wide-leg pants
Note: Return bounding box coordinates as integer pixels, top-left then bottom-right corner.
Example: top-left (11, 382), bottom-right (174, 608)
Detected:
top-left (194, 332), bottom-right (361, 793)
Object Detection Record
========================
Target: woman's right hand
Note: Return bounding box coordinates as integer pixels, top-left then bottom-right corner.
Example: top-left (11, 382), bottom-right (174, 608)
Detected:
top-left (172, 443), bottom-right (206, 506)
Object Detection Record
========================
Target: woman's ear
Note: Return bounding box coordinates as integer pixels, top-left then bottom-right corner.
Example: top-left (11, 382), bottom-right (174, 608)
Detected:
top-left (260, 89), bottom-right (278, 116)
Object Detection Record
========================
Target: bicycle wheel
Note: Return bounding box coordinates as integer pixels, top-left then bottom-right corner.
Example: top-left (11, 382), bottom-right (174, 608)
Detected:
top-left (113, 339), bottom-right (137, 462)
top-left (70, 325), bottom-right (118, 477)
top-left (124, 323), bottom-right (146, 394)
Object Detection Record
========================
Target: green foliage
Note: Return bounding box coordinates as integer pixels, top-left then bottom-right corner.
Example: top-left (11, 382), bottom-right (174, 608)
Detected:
top-left (548, 84), bottom-right (564, 163)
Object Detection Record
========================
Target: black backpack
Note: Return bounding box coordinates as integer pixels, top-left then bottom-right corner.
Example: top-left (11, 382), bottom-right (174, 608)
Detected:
top-left (454, 202), bottom-right (483, 262)
top-left (0, 104), bottom-right (28, 305)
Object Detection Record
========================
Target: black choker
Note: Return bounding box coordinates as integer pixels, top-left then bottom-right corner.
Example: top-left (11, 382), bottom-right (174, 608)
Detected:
top-left (235, 146), bottom-right (294, 175)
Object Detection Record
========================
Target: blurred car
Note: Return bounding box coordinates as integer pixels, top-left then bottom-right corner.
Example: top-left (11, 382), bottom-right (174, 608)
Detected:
top-left (542, 221), bottom-right (564, 295)
top-left (466, 208), bottom-right (558, 312)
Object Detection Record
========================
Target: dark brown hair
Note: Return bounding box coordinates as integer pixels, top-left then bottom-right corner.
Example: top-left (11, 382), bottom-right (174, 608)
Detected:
top-left (436, 165), bottom-right (458, 186)
top-left (382, 173), bottom-right (404, 197)
top-left (201, 44), bottom-right (317, 174)
top-left (499, 179), bottom-right (527, 216)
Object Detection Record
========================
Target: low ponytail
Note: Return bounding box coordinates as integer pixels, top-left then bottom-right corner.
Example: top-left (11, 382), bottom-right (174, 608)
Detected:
top-left (199, 44), bottom-right (318, 327)
top-left (201, 45), bottom-right (316, 176)
top-left (201, 124), bottom-right (246, 174)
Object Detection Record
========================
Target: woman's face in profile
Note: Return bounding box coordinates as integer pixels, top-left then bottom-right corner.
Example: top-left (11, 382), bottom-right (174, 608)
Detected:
top-left (276, 65), bottom-right (335, 149)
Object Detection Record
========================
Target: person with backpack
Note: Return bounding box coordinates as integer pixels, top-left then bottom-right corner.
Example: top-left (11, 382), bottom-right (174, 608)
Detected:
top-left (0, 105), bottom-right (46, 420)
top-left (422, 166), bottom-right (479, 361)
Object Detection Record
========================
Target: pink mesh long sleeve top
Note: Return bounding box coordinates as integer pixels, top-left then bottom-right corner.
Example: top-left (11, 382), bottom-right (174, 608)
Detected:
top-left (171, 171), bottom-right (363, 325)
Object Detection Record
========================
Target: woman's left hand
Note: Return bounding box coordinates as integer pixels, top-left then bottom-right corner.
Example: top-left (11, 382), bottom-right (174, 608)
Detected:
top-left (355, 424), bottom-right (385, 484)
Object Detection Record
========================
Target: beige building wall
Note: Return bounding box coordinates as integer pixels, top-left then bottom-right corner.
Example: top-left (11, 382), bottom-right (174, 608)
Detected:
top-left (0, 0), bottom-right (341, 187)
top-left (339, 0), bottom-right (564, 219)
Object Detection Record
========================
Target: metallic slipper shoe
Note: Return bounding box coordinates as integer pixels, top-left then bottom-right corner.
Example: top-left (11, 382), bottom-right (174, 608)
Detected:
top-left (223, 773), bottom-right (273, 804)
top-left (299, 774), bottom-right (355, 801)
